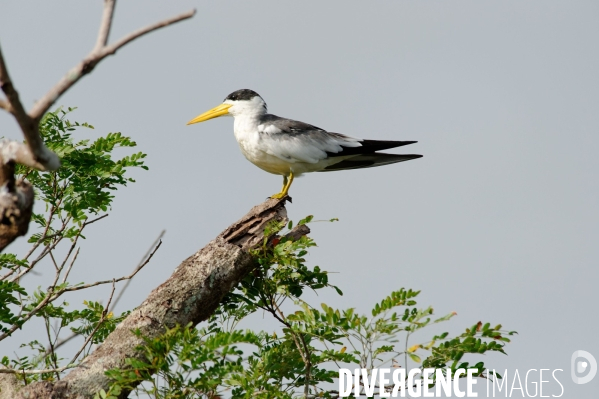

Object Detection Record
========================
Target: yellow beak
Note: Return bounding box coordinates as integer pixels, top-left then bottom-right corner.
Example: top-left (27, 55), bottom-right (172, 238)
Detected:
top-left (186, 103), bottom-right (232, 125)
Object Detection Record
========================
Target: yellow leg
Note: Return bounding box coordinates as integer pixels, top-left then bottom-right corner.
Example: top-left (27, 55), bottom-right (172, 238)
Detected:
top-left (270, 172), bottom-right (294, 199)
top-left (281, 176), bottom-right (288, 192)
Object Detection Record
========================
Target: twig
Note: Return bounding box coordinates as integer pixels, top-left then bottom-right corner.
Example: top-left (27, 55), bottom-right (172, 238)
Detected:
top-left (268, 297), bottom-right (313, 397)
top-left (21, 204), bottom-right (57, 261)
top-left (49, 251), bottom-right (59, 271)
top-left (68, 280), bottom-right (116, 364)
top-left (43, 317), bottom-right (60, 380)
top-left (10, 216), bottom-right (73, 282)
top-left (44, 332), bottom-right (77, 359)
top-left (0, 281), bottom-right (117, 376)
top-left (61, 247), bottom-right (80, 285)
top-left (61, 239), bottom-right (162, 294)
top-left (83, 213), bottom-right (109, 226)
top-left (27, 8), bottom-right (196, 122)
top-left (94, 0), bottom-right (117, 52)
top-left (110, 230), bottom-right (165, 312)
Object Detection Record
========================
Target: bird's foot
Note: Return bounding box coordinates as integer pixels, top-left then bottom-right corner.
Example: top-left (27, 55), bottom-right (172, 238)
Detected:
top-left (269, 192), bottom-right (292, 203)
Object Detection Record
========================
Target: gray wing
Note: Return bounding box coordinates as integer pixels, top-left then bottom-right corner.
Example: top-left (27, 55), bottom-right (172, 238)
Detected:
top-left (257, 114), bottom-right (417, 164)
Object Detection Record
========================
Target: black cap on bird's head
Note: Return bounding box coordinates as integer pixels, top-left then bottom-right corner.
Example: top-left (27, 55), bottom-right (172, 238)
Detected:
top-left (224, 89), bottom-right (262, 102)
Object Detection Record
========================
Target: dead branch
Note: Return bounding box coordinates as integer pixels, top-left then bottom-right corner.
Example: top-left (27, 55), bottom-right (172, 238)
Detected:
top-left (27, 7), bottom-right (197, 121)
top-left (110, 230), bottom-right (166, 312)
top-left (0, 2), bottom-right (195, 251)
top-left (60, 239), bottom-right (162, 293)
top-left (8, 198), bottom-right (306, 399)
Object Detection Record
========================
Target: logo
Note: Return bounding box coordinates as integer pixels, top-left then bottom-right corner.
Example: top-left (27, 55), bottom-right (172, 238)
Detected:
top-left (571, 350), bottom-right (597, 384)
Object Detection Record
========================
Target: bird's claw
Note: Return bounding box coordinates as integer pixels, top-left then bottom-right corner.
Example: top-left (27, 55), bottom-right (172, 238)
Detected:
top-left (269, 193), bottom-right (292, 203)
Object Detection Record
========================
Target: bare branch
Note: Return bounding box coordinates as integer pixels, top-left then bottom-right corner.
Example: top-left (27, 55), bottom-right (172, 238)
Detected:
top-left (44, 332), bottom-right (77, 358)
top-left (61, 239), bottom-right (162, 294)
top-left (83, 213), bottom-right (109, 226)
top-left (94, 0), bottom-right (117, 52)
top-left (28, 8), bottom-right (196, 121)
top-left (101, 9), bottom-right (197, 57)
top-left (61, 247), bottom-right (80, 285)
top-left (0, 6), bottom-right (195, 253)
top-left (0, 45), bottom-right (60, 171)
top-left (110, 229), bottom-right (165, 312)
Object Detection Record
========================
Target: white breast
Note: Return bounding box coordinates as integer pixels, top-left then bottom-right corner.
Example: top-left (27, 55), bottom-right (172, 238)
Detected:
top-left (233, 115), bottom-right (294, 175)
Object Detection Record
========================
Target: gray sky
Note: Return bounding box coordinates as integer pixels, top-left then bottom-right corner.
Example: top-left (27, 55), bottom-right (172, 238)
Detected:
top-left (1, 1), bottom-right (598, 397)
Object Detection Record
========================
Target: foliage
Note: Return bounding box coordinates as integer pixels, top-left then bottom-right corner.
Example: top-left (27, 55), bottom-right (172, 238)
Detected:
top-left (0, 107), bottom-right (147, 382)
top-left (0, 108), bottom-right (516, 398)
top-left (101, 218), bottom-right (516, 398)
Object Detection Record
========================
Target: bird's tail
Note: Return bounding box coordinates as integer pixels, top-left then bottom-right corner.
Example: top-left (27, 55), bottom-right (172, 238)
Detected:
top-left (320, 153), bottom-right (422, 172)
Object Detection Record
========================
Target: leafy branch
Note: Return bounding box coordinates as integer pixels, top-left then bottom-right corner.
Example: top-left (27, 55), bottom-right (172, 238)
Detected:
top-left (0, 109), bottom-right (157, 383)
top-left (100, 217), bottom-right (516, 398)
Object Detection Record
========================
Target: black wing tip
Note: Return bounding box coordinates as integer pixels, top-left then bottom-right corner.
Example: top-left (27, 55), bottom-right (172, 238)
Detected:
top-left (370, 152), bottom-right (423, 159)
top-left (358, 139), bottom-right (418, 146)
top-left (321, 153), bottom-right (423, 171)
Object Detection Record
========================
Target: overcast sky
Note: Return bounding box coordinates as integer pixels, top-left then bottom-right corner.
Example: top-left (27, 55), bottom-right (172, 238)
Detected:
top-left (1, 1), bottom-right (598, 397)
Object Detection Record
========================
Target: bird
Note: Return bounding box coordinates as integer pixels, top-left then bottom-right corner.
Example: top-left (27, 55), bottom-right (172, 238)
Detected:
top-left (187, 89), bottom-right (422, 199)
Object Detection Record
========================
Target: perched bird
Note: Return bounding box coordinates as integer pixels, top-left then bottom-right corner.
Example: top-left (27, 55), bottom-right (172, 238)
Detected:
top-left (187, 89), bottom-right (422, 199)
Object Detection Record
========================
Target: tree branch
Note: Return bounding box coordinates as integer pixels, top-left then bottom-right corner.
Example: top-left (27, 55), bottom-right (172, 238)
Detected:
top-left (0, 45), bottom-right (60, 171)
top-left (0, 5), bottom-right (195, 252)
top-left (60, 239), bottom-right (161, 293)
top-left (27, 8), bottom-right (196, 121)
top-left (11, 198), bottom-right (305, 399)
top-left (110, 230), bottom-right (166, 313)
top-left (94, 0), bottom-right (117, 52)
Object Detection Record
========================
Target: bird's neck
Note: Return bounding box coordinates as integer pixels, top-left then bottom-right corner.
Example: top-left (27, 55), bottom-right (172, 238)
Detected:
top-left (233, 114), bottom-right (262, 132)
top-left (233, 114), bottom-right (263, 144)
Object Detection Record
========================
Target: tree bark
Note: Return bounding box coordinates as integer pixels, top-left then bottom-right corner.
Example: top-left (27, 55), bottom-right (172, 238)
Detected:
top-left (0, 159), bottom-right (34, 251)
top-left (5, 197), bottom-right (308, 399)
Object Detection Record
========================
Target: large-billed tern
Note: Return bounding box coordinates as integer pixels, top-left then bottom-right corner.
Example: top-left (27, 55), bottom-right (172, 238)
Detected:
top-left (187, 89), bottom-right (422, 199)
